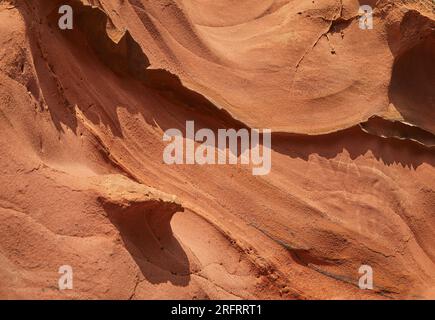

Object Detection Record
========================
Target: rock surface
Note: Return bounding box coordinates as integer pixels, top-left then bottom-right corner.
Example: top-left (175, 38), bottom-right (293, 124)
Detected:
top-left (0, 0), bottom-right (434, 299)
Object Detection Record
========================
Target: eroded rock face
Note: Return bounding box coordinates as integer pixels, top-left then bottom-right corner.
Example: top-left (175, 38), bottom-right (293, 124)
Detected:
top-left (0, 0), bottom-right (433, 299)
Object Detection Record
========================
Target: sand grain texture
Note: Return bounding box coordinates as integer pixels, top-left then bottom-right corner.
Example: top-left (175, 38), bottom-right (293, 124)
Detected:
top-left (0, 0), bottom-right (434, 299)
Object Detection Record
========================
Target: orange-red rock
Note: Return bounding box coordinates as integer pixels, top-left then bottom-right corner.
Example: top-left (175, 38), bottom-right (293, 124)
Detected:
top-left (0, 0), bottom-right (434, 299)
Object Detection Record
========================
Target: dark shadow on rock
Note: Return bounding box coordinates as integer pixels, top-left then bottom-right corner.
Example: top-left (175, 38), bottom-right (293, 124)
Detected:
top-left (272, 124), bottom-right (435, 170)
top-left (101, 198), bottom-right (190, 286)
top-left (16, 0), bottom-right (79, 134)
top-left (388, 36), bottom-right (435, 134)
top-left (17, 0), bottom-right (245, 138)
top-left (16, 0), bottom-right (435, 172)
top-left (386, 10), bottom-right (435, 134)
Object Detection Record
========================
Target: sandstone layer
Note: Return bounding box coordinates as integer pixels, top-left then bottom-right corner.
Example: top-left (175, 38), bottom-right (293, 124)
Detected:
top-left (0, 0), bottom-right (434, 299)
